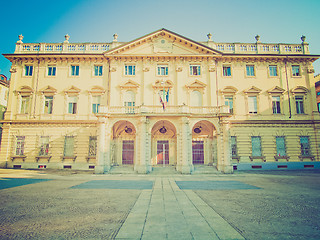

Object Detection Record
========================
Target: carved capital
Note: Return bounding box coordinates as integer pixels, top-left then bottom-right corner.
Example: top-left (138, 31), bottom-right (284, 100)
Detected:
top-left (307, 68), bottom-right (315, 74)
top-left (208, 66), bottom-right (215, 72)
top-left (110, 67), bottom-right (117, 72)
top-left (143, 67), bottom-right (149, 72)
top-left (176, 67), bottom-right (182, 72)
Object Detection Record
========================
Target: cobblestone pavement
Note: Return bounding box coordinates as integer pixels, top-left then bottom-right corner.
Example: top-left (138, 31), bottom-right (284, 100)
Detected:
top-left (0, 169), bottom-right (320, 240)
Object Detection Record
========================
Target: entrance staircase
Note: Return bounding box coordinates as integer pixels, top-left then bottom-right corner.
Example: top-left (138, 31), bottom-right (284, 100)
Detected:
top-left (108, 165), bottom-right (135, 174)
top-left (192, 165), bottom-right (220, 174)
top-left (150, 166), bottom-right (178, 175)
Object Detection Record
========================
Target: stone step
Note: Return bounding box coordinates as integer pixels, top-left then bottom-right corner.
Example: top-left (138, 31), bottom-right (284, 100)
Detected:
top-left (108, 165), bottom-right (135, 174)
top-left (150, 166), bottom-right (179, 175)
top-left (192, 165), bottom-right (220, 174)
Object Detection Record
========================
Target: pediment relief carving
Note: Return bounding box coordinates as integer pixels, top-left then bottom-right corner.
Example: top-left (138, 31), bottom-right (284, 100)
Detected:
top-left (88, 86), bottom-right (105, 95)
top-left (244, 86), bottom-right (262, 94)
top-left (267, 86), bottom-right (286, 94)
top-left (220, 86), bottom-right (238, 94)
top-left (40, 85), bottom-right (57, 95)
top-left (153, 80), bottom-right (173, 90)
top-left (119, 80), bottom-right (140, 90)
top-left (186, 80), bottom-right (206, 90)
top-left (16, 85), bottom-right (33, 96)
top-left (153, 38), bottom-right (173, 53)
top-left (64, 85), bottom-right (81, 95)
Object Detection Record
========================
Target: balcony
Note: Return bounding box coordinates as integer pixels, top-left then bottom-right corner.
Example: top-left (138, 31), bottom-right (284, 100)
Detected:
top-left (98, 105), bottom-right (231, 116)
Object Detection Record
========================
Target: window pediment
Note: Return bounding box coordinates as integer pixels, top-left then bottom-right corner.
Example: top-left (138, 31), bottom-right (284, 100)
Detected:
top-left (64, 85), bottom-right (80, 96)
top-left (40, 85), bottom-right (57, 95)
top-left (244, 86), bottom-right (262, 95)
top-left (119, 80), bottom-right (140, 90)
top-left (186, 80), bottom-right (206, 91)
top-left (291, 86), bottom-right (308, 95)
top-left (153, 80), bottom-right (173, 90)
top-left (88, 86), bottom-right (105, 95)
top-left (17, 86), bottom-right (33, 96)
top-left (220, 86), bottom-right (238, 94)
top-left (267, 86), bottom-right (285, 95)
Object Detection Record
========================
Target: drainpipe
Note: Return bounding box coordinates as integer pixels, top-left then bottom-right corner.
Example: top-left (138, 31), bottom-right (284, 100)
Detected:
top-left (215, 59), bottom-right (219, 107)
top-left (33, 56), bottom-right (40, 118)
top-left (284, 58), bottom-right (292, 118)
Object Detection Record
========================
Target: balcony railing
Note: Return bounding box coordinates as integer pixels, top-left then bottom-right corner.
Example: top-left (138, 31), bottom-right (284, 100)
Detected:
top-left (98, 105), bottom-right (230, 115)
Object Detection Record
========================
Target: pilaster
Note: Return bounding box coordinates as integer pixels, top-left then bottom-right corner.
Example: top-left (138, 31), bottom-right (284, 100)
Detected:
top-left (95, 117), bottom-right (111, 173)
top-left (217, 121), bottom-right (233, 173)
top-left (177, 117), bottom-right (193, 174)
top-left (134, 116), bottom-right (150, 173)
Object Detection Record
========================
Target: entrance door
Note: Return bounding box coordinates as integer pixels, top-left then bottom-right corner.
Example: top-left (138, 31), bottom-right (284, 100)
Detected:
top-left (122, 140), bottom-right (134, 165)
top-left (192, 140), bottom-right (204, 164)
top-left (157, 140), bottom-right (169, 165)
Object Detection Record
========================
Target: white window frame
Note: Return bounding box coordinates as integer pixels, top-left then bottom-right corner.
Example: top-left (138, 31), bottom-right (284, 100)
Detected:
top-left (70, 65), bottom-right (80, 76)
top-left (47, 65), bottom-right (56, 77)
top-left (222, 65), bottom-right (232, 77)
top-left (15, 136), bottom-right (25, 156)
top-left (272, 96), bottom-right (281, 114)
top-left (189, 64), bottom-right (201, 76)
top-left (268, 65), bottom-right (278, 77)
top-left (295, 96), bottom-right (305, 114)
top-left (251, 136), bottom-right (262, 157)
top-left (44, 96), bottom-right (54, 114)
top-left (24, 65), bottom-right (33, 77)
top-left (224, 95), bottom-right (234, 114)
top-left (125, 64), bottom-right (136, 76)
top-left (64, 136), bottom-right (75, 157)
top-left (248, 95), bottom-right (258, 114)
top-left (20, 96), bottom-right (30, 114)
top-left (94, 65), bottom-right (103, 76)
top-left (246, 65), bottom-right (255, 77)
top-left (92, 95), bottom-right (101, 114)
top-left (292, 65), bottom-right (301, 77)
top-left (67, 96), bottom-right (78, 114)
top-left (39, 136), bottom-right (50, 156)
top-left (300, 136), bottom-right (311, 156)
top-left (88, 136), bottom-right (97, 157)
top-left (157, 65), bottom-right (168, 76)
top-left (276, 136), bottom-right (286, 157)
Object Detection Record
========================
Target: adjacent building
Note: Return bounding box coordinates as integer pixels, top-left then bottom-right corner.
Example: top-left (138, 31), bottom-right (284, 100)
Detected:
top-left (1, 29), bottom-right (319, 173)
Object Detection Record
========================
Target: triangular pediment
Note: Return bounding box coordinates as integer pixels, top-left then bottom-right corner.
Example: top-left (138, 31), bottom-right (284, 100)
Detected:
top-left (105, 28), bottom-right (222, 56)
top-left (40, 85), bottom-right (57, 94)
top-left (220, 86), bottom-right (238, 94)
top-left (64, 85), bottom-right (81, 95)
top-left (186, 80), bottom-right (206, 89)
top-left (267, 86), bottom-right (285, 94)
top-left (17, 85), bottom-right (33, 95)
top-left (119, 80), bottom-right (140, 89)
top-left (88, 86), bottom-right (105, 95)
top-left (244, 86), bottom-right (262, 94)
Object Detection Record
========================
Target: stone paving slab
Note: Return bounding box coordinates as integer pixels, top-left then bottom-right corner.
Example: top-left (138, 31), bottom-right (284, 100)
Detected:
top-left (0, 178), bottom-right (51, 190)
top-left (115, 178), bottom-right (245, 240)
top-left (71, 180), bottom-right (154, 189)
top-left (176, 180), bottom-right (260, 190)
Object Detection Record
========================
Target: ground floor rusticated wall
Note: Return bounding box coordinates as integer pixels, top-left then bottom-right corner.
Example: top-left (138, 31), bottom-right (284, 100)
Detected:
top-left (0, 119), bottom-right (319, 173)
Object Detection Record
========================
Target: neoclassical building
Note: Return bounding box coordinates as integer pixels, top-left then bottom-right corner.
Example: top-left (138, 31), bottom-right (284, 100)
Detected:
top-left (1, 29), bottom-right (319, 173)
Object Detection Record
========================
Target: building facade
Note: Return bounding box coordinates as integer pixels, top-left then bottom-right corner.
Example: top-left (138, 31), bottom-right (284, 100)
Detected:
top-left (315, 75), bottom-right (320, 112)
top-left (1, 29), bottom-right (320, 173)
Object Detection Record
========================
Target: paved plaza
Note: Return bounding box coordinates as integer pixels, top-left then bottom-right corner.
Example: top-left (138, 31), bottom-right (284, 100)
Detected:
top-left (0, 169), bottom-right (320, 239)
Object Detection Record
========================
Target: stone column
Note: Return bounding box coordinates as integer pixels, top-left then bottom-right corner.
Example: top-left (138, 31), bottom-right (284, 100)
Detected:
top-left (134, 117), bottom-right (149, 173)
top-left (177, 117), bottom-right (194, 174)
top-left (95, 117), bottom-right (111, 173)
top-left (217, 121), bottom-right (233, 173)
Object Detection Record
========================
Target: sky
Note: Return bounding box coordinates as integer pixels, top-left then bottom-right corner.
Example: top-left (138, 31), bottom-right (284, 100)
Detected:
top-left (1, 0), bottom-right (320, 78)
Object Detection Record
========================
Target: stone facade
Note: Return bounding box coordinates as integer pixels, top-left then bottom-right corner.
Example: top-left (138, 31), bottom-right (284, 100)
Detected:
top-left (1, 29), bottom-right (320, 173)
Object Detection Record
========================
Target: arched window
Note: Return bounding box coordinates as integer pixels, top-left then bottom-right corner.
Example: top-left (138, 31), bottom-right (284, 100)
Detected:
top-left (190, 90), bottom-right (202, 107)
top-left (124, 91), bottom-right (135, 114)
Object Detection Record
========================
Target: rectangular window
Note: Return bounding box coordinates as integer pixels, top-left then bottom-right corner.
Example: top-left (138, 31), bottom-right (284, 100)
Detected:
top-left (300, 136), bottom-right (310, 156)
top-left (246, 65), bottom-right (255, 76)
top-left (231, 136), bottom-right (237, 157)
top-left (92, 96), bottom-right (101, 114)
top-left (44, 96), bottom-right (53, 114)
top-left (272, 96), bottom-right (281, 114)
top-left (71, 65), bottom-right (79, 76)
top-left (251, 136), bottom-right (262, 157)
top-left (15, 136), bottom-right (25, 156)
top-left (94, 65), bottom-right (103, 76)
top-left (318, 102), bottom-right (320, 112)
top-left (292, 65), bottom-right (300, 76)
top-left (122, 140), bottom-right (134, 165)
top-left (124, 101), bottom-right (135, 114)
top-left (248, 96), bottom-right (257, 114)
top-left (269, 65), bottom-right (278, 76)
top-left (20, 96), bottom-right (30, 114)
top-left (88, 136), bottom-right (97, 157)
top-left (125, 65), bottom-right (135, 75)
top-left (276, 136), bottom-right (286, 157)
top-left (190, 65), bottom-right (201, 76)
top-left (224, 96), bottom-right (234, 114)
top-left (39, 136), bottom-right (49, 156)
top-left (223, 66), bottom-right (231, 76)
top-left (68, 96), bottom-right (77, 114)
top-left (157, 65), bottom-right (168, 76)
top-left (64, 136), bottom-right (74, 157)
top-left (25, 65), bottom-right (33, 76)
top-left (48, 65), bottom-right (56, 76)
top-left (192, 141), bottom-right (204, 164)
top-left (295, 96), bottom-right (304, 114)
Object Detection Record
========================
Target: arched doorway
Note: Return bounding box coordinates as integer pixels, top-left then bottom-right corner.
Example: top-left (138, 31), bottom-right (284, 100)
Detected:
top-left (111, 121), bottom-right (136, 166)
top-left (151, 120), bottom-right (177, 166)
top-left (192, 120), bottom-right (217, 165)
